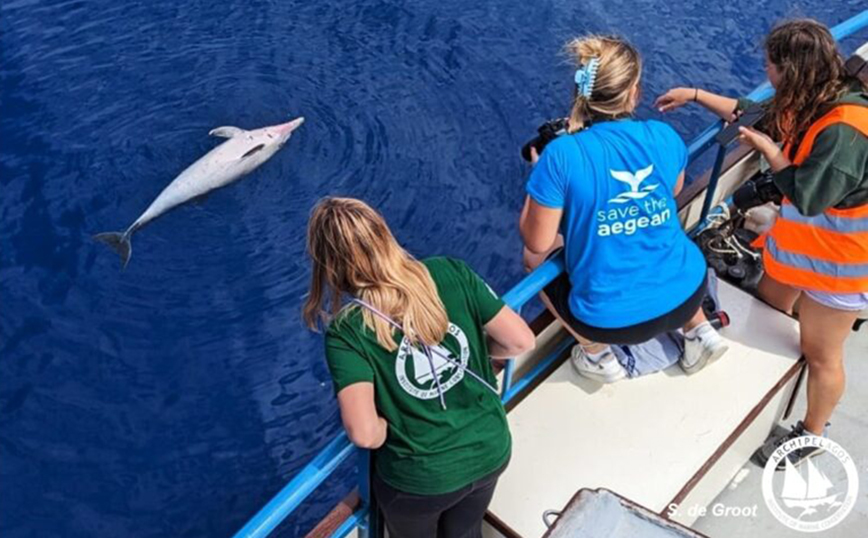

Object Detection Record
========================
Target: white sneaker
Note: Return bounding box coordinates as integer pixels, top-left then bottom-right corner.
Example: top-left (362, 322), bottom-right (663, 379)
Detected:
top-left (570, 345), bottom-right (627, 383)
top-left (681, 322), bottom-right (729, 375)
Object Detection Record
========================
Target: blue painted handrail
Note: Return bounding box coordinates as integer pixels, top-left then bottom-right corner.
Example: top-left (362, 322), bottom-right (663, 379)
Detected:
top-left (331, 507), bottom-right (370, 538)
top-left (233, 10), bottom-right (868, 538)
top-left (501, 257), bottom-right (567, 311)
top-left (232, 432), bottom-right (356, 537)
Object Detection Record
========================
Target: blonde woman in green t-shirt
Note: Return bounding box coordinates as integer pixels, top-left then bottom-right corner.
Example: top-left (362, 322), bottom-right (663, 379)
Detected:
top-left (303, 197), bottom-right (535, 538)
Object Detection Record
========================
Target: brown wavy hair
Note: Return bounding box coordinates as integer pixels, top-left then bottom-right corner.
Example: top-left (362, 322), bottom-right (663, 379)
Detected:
top-left (764, 19), bottom-right (849, 147)
top-left (303, 197), bottom-right (448, 352)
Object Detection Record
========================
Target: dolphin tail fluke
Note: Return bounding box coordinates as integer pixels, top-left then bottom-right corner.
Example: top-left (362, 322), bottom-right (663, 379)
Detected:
top-left (94, 231), bottom-right (132, 269)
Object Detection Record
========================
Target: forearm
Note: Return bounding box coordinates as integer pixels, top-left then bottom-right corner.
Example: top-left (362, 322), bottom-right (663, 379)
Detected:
top-left (337, 383), bottom-right (389, 449)
top-left (485, 306), bottom-right (536, 359)
top-left (487, 337), bottom-right (520, 359)
top-left (523, 235), bottom-right (563, 273)
top-left (695, 89), bottom-right (739, 122)
top-left (370, 417), bottom-right (388, 448)
top-left (518, 201), bottom-right (531, 244)
top-left (737, 127), bottom-right (792, 182)
top-left (520, 198), bottom-right (562, 254)
top-left (348, 416), bottom-right (388, 449)
top-left (765, 150), bottom-right (791, 173)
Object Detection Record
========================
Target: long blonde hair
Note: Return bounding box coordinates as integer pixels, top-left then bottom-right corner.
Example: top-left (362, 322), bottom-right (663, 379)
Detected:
top-left (303, 197), bottom-right (449, 352)
top-left (565, 35), bottom-right (642, 133)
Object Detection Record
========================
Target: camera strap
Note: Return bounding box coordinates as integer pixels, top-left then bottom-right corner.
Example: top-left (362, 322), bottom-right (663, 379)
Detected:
top-left (350, 298), bottom-right (500, 410)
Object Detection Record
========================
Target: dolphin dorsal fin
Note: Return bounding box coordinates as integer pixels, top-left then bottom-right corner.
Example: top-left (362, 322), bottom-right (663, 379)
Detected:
top-left (209, 126), bottom-right (245, 138)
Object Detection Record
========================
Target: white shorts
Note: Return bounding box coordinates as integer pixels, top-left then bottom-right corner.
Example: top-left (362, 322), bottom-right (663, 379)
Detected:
top-left (803, 289), bottom-right (868, 312)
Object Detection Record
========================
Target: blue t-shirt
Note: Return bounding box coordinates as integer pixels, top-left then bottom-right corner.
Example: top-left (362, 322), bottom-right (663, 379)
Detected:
top-left (527, 119), bottom-right (706, 328)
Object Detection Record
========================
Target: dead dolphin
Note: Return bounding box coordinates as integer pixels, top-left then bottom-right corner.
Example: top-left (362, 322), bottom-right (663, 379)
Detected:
top-left (95, 117), bottom-right (304, 268)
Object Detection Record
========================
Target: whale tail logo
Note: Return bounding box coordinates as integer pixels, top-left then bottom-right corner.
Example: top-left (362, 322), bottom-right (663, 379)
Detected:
top-left (609, 164), bottom-right (658, 203)
top-left (94, 231), bottom-right (133, 269)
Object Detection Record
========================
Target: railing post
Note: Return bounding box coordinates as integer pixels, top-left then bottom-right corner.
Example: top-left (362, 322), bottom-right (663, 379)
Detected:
top-left (357, 450), bottom-right (371, 505)
top-left (356, 449), bottom-right (382, 538)
top-left (699, 144), bottom-right (728, 224)
top-left (501, 359), bottom-right (515, 401)
top-left (501, 303), bottom-right (523, 400)
top-left (356, 450), bottom-right (371, 538)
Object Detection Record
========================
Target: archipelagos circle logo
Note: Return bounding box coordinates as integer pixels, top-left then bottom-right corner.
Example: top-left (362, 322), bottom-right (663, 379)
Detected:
top-left (394, 323), bottom-right (469, 400)
top-left (761, 436), bottom-right (859, 533)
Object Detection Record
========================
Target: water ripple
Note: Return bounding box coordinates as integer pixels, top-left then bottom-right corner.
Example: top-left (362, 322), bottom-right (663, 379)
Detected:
top-left (3, 0), bottom-right (866, 536)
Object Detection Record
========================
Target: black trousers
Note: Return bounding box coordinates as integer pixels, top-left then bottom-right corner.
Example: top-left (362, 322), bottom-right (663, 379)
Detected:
top-left (372, 461), bottom-right (507, 538)
top-left (543, 271), bottom-right (707, 345)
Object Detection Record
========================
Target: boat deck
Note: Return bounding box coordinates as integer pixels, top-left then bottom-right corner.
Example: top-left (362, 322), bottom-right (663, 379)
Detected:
top-left (694, 321), bottom-right (868, 537)
top-left (486, 281), bottom-right (803, 537)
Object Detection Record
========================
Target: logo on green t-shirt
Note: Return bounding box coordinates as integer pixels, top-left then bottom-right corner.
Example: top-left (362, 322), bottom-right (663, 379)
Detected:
top-left (394, 323), bottom-right (470, 400)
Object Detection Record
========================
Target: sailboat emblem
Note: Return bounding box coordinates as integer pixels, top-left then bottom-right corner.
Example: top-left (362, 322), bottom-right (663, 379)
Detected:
top-left (394, 323), bottom-right (471, 400)
top-left (780, 457), bottom-right (842, 518)
top-left (761, 435), bottom-right (859, 532)
top-left (410, 345), bottom-right (457, 384)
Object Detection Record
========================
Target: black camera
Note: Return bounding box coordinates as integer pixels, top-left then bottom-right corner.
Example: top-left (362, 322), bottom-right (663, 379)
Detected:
top-left (521, 118), bottom-right (569, 162)
top-left (731, 172), bottom-right (783, 211)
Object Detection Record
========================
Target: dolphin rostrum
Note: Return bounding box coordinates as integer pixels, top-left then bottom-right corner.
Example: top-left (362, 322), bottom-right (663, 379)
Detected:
top-left (95, 117), bottom-right (304, 268)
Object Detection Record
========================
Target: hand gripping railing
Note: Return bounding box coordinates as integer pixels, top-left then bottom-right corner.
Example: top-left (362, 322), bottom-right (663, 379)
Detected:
top-left (232, 10), bottom-right (868, 538)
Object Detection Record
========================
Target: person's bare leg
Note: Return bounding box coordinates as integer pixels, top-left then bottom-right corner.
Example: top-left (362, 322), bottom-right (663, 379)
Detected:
top-left (538, 290), bottom-right (607, 353)
top-left (538, 287), bottom-right (625, 383)
top-left (523, 241), bottom-right (609, 353)
top-left (682, 306), bottom-right (708, 332)
top-left (757, 274), bottom-right (801, 315)
top-left (798, 295), bottom-right (859, 435)
top-left (680, 295), bottom-right (728, 374)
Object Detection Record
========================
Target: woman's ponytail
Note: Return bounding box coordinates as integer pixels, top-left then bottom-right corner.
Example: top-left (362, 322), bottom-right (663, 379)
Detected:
top-left (564, 35), bottom-right (642, 133)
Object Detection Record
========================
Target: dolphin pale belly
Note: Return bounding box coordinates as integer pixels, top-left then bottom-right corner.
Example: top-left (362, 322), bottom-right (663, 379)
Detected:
top-left (95, 117), bottom-right (304, 268)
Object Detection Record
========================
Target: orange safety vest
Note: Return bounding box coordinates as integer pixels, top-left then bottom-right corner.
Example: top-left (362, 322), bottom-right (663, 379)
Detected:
top-left (763, 104), bottom-right (868, 293)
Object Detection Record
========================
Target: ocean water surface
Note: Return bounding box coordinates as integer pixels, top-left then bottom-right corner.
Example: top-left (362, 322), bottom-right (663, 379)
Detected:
top-left (1, 1), bottom-right (866, 536)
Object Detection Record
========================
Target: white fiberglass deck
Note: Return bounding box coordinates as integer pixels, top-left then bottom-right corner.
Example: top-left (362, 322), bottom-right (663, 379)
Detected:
top-left (487, 281), bottom-right (803, 537)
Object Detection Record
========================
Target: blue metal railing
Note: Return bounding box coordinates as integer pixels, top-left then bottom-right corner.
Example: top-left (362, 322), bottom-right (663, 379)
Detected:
top-left (234, 433), bottom-right (357, 537)
top-left (233, 11), bottom-right (868, 538)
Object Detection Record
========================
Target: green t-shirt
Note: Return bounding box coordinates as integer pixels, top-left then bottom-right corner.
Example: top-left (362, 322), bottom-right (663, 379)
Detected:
top-left (325, 257), bottom-right (511, 495)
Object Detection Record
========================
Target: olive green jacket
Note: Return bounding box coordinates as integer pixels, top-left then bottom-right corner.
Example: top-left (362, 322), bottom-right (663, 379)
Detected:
top-left (740, 81), bottom-right (868, 216)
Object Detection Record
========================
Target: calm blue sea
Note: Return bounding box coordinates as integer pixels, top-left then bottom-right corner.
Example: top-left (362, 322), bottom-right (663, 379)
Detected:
top-left (1, 1), bottom-right (865, 536)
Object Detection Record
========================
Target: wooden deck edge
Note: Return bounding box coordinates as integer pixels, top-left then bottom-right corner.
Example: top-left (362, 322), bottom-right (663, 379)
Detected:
top-left (484, 508), bottom-right (523, 538)
top-left (305, 491), bottom-right (361, 538)
top-left (662, 357), bottom-right (806, 515)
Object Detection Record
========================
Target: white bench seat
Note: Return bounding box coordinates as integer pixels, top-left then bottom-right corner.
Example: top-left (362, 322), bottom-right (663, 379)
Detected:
top-left (486, 281), bottom-right (803, 537)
